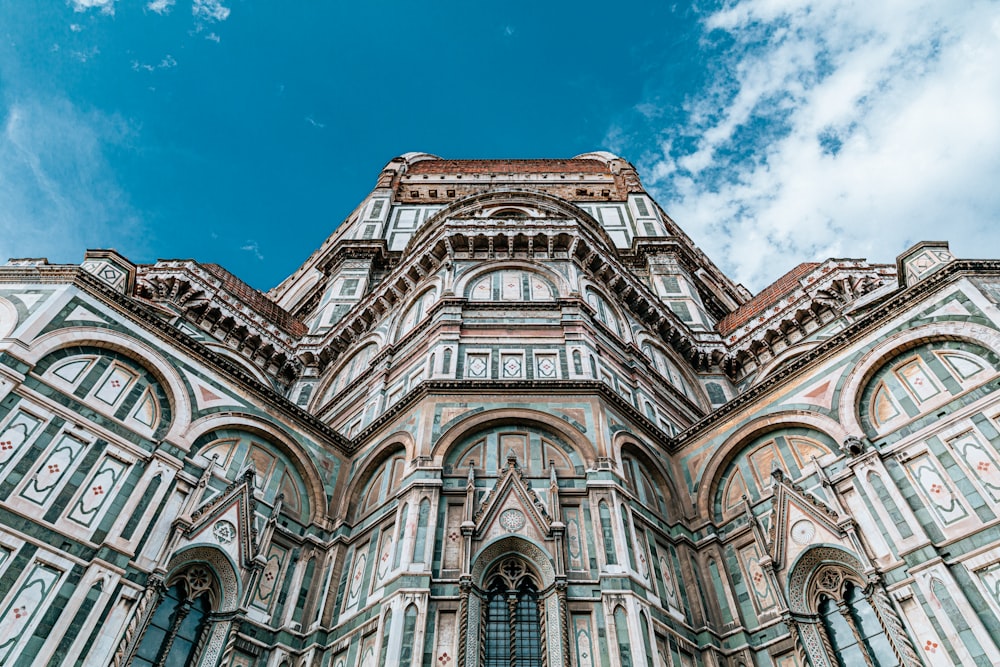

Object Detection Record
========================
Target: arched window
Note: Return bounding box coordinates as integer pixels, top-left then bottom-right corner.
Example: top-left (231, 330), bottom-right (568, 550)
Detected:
top-left (413, 498), bottom-right (431, 563)
top-left (640, 611), bottom-right (655, 667)
top-left (614, 606), bottom-right (633, 667)
top-left (483, 557), bottom-right (543, 667)
top-left (132, 566), bottom-right (217, 667)
top-left (398, 288), bottom-right (439, 339)
top-left (622, 452), bottom-right (668, 517)
top-left (400, 604), bottom-right (419, 666)
top-left (585, 288), bottom-right (622, 338)
top-left (599, 501), bottom-right (617, 565)
top-left (378, 609), bottom-right (393, 666)
top-left (356, 450), bottom-right (406, 519)
top-left (814, 569), bottom-right (898, 667)
top-left (393, 503), bottom-right (409, 569)
top-left (621, 505), bottom-right (637, 571)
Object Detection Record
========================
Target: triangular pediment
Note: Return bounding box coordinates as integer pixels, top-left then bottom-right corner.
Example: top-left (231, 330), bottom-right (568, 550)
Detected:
top-left (767, 468), bottom-right (846, 571)
top-left (181, 469), bottom-right (259, 569)
top-left (473, 453), bottom-right (552, 543)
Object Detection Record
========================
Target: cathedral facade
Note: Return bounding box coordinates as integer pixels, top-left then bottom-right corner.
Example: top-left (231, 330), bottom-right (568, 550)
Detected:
top-left (0, 152), bottom-right (998, 667)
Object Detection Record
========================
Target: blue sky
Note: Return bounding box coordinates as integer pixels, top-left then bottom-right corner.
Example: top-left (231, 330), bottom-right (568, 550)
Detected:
top-left (2, 1), bottom-right (999, 293)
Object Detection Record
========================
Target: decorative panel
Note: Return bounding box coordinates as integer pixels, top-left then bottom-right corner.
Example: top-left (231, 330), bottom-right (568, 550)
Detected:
top-left (129, 389), bottom-right (158, 428)
top-left (374, 529), bottom-right (393, 588)
top-left (895, 359), bottom-right (941, 403)
top-left (19, 433), bottom-right (87, 506)
top-left (500, 352), bottom-right (524, 379)
top-left (739, 542), bottom-right (777, 612)
top-left (534, 353), bottom-right (558, 379)
top-left (93, 365), bottom-right (137, 406)
top-left (573, 613), bottom-right (595, 667)
top-left (443, 504), bottom-right (463, 570)
top-left (435, 610), bottom-right (456, 667)
top-left (466, 353), bottom-right (490, 379)
top-left (0, 561), bottom-right (61, 662)
top-left (0, 411), bottom-right (44, 476)
top-left (565, 506), bottom-right (585, 571)
top-left (906, 454), bottom-right (969, 526)
top-left (253, 543), bottom-right (287, 611)
top-left (500, 272), bottom-right (522, 300)
top-left (344, 544), bottom-right (368, 611)
top-left (949, 431), bottom-right (1000, 502)
top-left (68, 456), bottom-right (128, 528)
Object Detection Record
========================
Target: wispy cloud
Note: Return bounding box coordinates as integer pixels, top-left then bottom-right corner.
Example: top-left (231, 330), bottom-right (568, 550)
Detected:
top-left (0, 97), bottom-right (145, 264)
top-left (193, 0), bottom-right (230, 23)
top-left (69, 0), bottom-right (116, 15)
top-left (241, 240), bottom-right (264, 261)
top-left (146, 0), bottom-right (175, 15)
top-left (620, 0), bottom-right (1000, 292)
top-left (131, 54), bottom-right (177, 72)
top-left (305, 116), bottom-right (325, 129)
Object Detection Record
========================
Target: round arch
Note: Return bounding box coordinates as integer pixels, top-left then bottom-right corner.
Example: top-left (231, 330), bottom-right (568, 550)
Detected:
top-left (339, 432), bottom-right (415, 520)
top-left (0, 296), bottom-right (18, 338)
top-left (695, 410), bottom-right (848, 518)
top-left (181, 412), bottom-right (328, 526)
top-left (786, 545), bottom-right (866, 613)
top-left (429, 407), bottom-right (597, 466)
top-left (311, 334), bottom-right (385, 411)
top-left (612, 432), bottom-right (682, 521)
top-left (753, 341), bottom-right (820, 384)
top-left (580, 280), bottom-right (632, 343)
top-left (634, 334), bottom-right (709, 410)
top-left (401, 188), bottom-right (621, 258)
top-left (391, 281), bottom-right (444, 342)
top-left (836, 321), bottom-right (1000, 436)
top-left (23, 326), bottom-right (193, 441)
top-left (454, 259), bottom-right (569, 300)
top-left (201, 341), bottom-right (274, 387)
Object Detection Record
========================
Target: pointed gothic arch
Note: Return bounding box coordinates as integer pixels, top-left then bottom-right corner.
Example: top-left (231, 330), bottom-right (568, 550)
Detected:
top-left (787, 546), bottom-right (919, 667)
top-left (121, 545), bottom-right (241, 667)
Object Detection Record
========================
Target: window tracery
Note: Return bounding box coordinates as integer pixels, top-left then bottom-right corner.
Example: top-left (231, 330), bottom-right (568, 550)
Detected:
top-left (482, 557), bottom-right (544, 667)
top-left (132, 566), bottom-right (218, 667)
top-left (812, 568), bottom-right (899, 667)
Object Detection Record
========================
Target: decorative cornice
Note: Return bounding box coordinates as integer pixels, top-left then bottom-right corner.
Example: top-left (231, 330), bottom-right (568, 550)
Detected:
top-left (673, 260), bottom-right (1000, 448)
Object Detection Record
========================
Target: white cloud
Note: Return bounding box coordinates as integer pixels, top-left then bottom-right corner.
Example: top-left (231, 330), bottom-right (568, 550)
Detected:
top-left (241, 240), bottom-right (264, 261)
top-left (0, 98), bottom-right (145, 264)
top-left (146, 0), bottom-right (174, 15)
top-left (193, 0), bottom-right (230, 23)
top-left (633, 0), bottom-right (1000, 292)
top-left (69, 0), bottom-right (116, 15)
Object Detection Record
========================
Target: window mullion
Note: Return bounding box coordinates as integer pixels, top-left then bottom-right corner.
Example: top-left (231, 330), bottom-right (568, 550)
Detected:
top-left (508, 592), bottom-right (518, 667)
top-left (838, 601), bottom-right (875, 667)
top-left (154, 599), bottom-right (192, 667)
